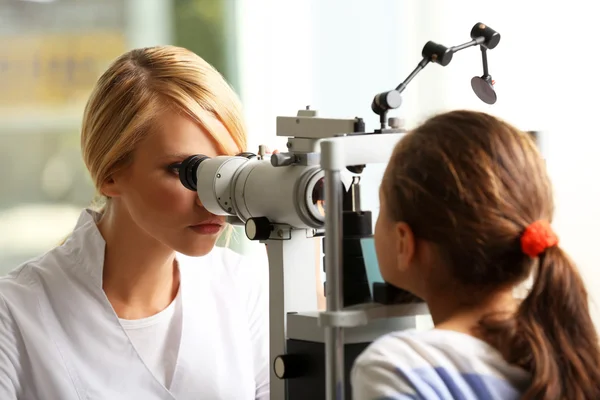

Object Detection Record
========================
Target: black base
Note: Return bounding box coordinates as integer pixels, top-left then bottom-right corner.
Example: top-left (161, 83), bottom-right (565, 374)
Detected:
top-left (284, 339), bottom-right (370, 400)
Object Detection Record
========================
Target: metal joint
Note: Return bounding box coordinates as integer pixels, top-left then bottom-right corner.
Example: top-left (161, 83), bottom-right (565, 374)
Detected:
top-left (318, 310), bottom-right (368, 328)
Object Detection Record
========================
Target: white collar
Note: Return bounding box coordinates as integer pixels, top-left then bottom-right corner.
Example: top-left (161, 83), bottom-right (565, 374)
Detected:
top-left (62, 208), bottom-right (107, 289)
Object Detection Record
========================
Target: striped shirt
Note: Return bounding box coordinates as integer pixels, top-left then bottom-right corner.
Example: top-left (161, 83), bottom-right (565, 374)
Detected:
top-left (351, 329), bottom-right (530, 400)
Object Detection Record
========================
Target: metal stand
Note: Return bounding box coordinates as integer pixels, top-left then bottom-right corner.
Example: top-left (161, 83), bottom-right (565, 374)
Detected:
top-left (324, 167), bottom-right (344, 400)
top-left (264, 233), bottom-right (319, 400)
top-left (321, 140), bottom-right (347, 400)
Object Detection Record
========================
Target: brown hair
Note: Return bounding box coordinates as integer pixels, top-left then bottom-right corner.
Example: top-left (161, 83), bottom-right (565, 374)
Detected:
top-left (381, 109), bottom-right (600, 399)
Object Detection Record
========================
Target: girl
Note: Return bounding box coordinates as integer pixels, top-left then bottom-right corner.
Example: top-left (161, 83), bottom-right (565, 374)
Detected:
top-left (352, 110), bottom-right (600, 399)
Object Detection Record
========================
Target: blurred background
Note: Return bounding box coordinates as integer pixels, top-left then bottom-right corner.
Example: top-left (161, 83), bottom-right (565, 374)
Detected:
top-left (0, 0), bottom-right (234, 269)
top-left (0, 0), bottom-right (598, 324)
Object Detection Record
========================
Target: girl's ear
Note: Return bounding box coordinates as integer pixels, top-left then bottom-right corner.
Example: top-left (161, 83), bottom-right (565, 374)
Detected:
top-left (394, 221), bottom-right (416, 272)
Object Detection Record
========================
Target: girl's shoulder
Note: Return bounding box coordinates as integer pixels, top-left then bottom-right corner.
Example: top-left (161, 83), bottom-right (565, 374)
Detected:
top-left (351, 328), bottom-right (530, 400)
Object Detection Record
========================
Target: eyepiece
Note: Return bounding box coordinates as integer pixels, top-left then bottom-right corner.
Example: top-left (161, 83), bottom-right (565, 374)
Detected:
top-left (179, 154), bottom-right (209, 191)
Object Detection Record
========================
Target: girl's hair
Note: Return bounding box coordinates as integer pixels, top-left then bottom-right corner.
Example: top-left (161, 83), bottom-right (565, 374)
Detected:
top-left (81, 45), bottom-right (247, 210)
top-left (382, 109), bottom-right (600, 399)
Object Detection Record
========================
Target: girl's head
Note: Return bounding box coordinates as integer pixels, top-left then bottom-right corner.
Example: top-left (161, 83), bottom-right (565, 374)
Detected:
top-left (376, 110), bottom-right (551, 298)
top-left (376, 109), bottom-right (599, 399)
top-left (81, 45), bottom-right (246, 256)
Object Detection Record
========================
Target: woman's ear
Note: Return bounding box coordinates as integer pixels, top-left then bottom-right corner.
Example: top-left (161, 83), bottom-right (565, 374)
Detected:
top-left (394, 221), bottom-right (416, 272)
top-left (99, 175), bottom-right (121, 198)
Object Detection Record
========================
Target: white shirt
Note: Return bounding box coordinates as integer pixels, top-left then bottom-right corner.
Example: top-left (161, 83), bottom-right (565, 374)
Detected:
top-left (351, 329), bottom-right (530, 400)
top-left (0, 209), bottom-right (270, 400)
top-left (119, 288), bottom-right (183, 389)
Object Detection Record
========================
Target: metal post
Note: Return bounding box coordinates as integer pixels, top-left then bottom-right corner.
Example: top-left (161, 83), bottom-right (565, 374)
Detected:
top-left (265, 235), bottom-right (319, 400)
top-left (324, 168), bottom-right (344, 400)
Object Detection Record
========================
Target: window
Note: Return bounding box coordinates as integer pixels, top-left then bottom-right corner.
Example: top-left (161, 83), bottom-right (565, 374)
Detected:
top-left (0, 0), bottom-right (235, 274)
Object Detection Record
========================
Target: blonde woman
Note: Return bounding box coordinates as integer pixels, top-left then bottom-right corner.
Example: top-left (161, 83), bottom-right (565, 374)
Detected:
top-left (0, 46), bottom-right (269, 400)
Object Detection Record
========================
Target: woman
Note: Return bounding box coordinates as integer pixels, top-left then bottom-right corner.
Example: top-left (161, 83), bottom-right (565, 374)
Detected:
top-left (0, 46), bottom-right (269, 399)
top-left (351, 110), bottom-right (600, 399)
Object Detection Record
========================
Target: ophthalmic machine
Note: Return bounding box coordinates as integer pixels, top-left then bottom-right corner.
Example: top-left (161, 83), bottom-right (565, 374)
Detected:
top-left (177, 22), bottom-right (500, 400)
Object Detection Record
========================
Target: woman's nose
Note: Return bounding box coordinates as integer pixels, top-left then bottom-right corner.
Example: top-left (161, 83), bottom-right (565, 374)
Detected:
top-left (195, 194), bottom-right (203, 207)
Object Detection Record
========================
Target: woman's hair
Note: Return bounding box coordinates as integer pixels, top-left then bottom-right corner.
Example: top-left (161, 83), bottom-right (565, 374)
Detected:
top-left (382, 109), bottom-right (600, 399)
top-left (81, 45), bottom-right (247, 209)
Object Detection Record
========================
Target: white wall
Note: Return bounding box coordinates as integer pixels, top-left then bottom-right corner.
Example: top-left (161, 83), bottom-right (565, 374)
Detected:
top-left (235, 0), bottom-right (407, 251)
top-left (236, 0), bottom-right (600, 326)
top-left (235, 0), bottom-right (316, 154)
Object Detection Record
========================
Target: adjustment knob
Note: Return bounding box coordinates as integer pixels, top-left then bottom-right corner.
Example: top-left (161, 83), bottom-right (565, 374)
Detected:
top-left (245, 217), bottom-right (272, 241)
top-left (270, 152), bottom-right (296, 167)
top-left (470, 22), bottom-right (500, 49)
top-left (371, 90), bottom-right (402, 115)
top-left (273, 354), bottom-right (307, 379)
top-left (388, 117), bottom-right (405, 130)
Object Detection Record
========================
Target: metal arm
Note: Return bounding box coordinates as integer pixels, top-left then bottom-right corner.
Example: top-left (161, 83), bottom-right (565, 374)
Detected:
top-left (371, 22), bottom-right (501, 130)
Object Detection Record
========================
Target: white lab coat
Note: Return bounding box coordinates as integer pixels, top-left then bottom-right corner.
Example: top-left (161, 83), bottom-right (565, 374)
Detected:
top-left (0, 209), bottom-right (270, 400)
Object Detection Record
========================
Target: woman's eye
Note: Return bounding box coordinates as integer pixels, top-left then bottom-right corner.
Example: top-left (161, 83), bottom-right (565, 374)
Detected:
top-left (167, 162), bottom-right (182, 175)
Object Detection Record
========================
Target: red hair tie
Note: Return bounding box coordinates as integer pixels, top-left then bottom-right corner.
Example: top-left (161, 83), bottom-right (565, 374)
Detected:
top-left (520, 220), bottom-right (559, 258)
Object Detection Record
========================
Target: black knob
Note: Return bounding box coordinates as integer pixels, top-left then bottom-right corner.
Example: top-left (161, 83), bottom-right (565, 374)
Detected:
top-left (470, 22), bottom-right (500, 50)
top-left (245, 217), bottom-right (272, 241)
top-left (273, 354), bottom-right (307, 379)
top-left (422, 41), bottom-right (453, 66)
top-left (353, 117), bottom-right (365, 133)
top-left (371, 90), bottom-right (402, 115)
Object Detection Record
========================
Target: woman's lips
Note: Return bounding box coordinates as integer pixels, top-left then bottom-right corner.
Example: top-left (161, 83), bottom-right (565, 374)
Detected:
top-left (189, 221), bottom-right (224, 235)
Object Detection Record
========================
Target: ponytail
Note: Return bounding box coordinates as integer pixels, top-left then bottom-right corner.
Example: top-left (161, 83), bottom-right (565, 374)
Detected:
top-left (482, 245), bottom-right (600, 399)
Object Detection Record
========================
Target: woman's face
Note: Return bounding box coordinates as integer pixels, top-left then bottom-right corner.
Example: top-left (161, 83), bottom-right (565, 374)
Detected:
top-left (106, 110), bottom-right (237, 257)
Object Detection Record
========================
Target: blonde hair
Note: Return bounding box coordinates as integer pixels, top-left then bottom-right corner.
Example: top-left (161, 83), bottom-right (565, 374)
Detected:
top-left (79, 45), bottom-right (246, 246)
top-left (81, 45), bottom-right (247, 208)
